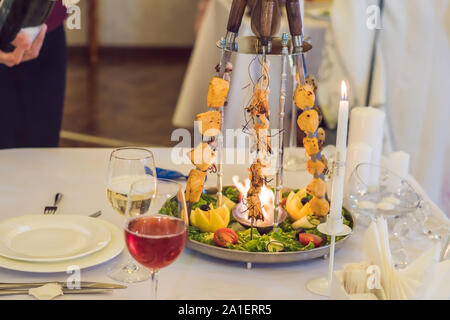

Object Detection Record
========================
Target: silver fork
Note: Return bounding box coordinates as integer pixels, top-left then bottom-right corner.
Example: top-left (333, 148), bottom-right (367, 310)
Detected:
top-left (43, 193), bottom-right (63, 215)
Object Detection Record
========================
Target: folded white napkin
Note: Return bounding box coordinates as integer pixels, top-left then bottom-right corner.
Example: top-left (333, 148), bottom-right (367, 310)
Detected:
top-left (28, 283), bottom-right (63, 300)
top-left (423, 259), bottom-right (450, 299)
top-left (399, 243), bottom-right (444, 299)
top-left (338, 218), bottom-right (449, 300)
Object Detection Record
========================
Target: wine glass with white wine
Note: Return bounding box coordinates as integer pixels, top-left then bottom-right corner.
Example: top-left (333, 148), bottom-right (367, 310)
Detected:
top-left (106, 147), bottom-right (157, 283)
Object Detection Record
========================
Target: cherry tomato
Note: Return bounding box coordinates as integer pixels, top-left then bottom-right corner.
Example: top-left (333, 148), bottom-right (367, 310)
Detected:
top-left (298, 233), bottom-right (323, 247)
top-left (281, 198), bottom-right (287, 207)
top-left (214, 228), bottom-right (238, 247)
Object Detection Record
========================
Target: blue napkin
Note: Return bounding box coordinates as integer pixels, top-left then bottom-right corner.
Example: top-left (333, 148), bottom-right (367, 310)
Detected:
top-left (145, 166), bottom-right (209, 182)
top-left (145, 166), bottom-right (188, 180)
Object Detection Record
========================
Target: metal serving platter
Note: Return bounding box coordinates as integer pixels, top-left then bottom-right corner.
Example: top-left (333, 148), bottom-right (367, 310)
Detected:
top-left (186, 230), bottom-right (352, 264)
top-left (186, 187), bottom-right (355, 264)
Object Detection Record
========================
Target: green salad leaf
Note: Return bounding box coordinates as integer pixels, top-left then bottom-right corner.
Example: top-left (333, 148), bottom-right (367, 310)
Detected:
top-left (269, 228), bottom-right (303, 251)
top-left (158, 198), bottom-right (178, 217)
top-left (188, 226), bottom-right (215, 245)
top-left (227, 228), bottom-right (266, 252)
top-left (279, 217), bottom-right (295, 232)
top-left (225, 227), bottom-right (316, 252)
top-left (191, 193), bottom-right (217, 210)
top-left (222, 186), bottom-right (239, 203)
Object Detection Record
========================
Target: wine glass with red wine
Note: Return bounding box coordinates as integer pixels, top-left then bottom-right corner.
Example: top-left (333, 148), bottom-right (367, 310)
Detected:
top-left (124, 178), bottom-right (188, 299)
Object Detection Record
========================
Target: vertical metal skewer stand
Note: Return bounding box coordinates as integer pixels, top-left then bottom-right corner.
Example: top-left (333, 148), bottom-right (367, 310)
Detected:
top-left (217, 35), bottom-right (311, 269)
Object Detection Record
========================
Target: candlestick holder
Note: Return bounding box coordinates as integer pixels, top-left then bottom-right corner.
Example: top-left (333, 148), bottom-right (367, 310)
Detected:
top-left (306, 136), bottom-right (352, 297)
top-left (306, 220), bottom-right (352, 296)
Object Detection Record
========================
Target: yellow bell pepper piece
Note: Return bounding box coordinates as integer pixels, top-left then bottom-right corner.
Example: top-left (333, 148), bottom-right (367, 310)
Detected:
top-left (190, 204), bottom-right (230, 233)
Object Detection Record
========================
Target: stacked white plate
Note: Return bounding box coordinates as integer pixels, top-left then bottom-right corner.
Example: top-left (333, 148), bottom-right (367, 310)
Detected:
top-left (0, 215), bottom-right (124, 273)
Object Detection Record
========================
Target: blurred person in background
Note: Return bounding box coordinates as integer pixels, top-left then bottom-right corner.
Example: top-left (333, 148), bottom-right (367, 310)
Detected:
top-left (0, 1), bottom-right (68, 148)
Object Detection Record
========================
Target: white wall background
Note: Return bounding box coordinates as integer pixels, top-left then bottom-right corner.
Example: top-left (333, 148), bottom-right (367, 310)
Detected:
top-left (66, 0), bottom-right (197, 47)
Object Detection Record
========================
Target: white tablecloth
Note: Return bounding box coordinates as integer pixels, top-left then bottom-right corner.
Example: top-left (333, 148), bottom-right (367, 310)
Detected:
top-left (173, 0), bottom-right (329, 135)
top-left (0, 148), bottom-right (446, 300)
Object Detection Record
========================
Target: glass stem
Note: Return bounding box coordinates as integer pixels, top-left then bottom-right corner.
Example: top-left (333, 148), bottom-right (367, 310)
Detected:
top-left (150, 269), bottom-right (160, 300)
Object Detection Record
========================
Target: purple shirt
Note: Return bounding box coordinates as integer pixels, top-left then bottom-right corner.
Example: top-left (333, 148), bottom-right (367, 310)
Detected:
top-left (45, 1), bottom-right (68, 32)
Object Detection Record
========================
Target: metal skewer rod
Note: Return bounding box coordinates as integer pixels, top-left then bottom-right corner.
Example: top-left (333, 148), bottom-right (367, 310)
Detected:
top-left (216, 39), bottom-right (226, 207)
top-left (216, 110), bottom-right (224, 207)
top-left (288, 55), bottom-right (297, 150)
top-left (215, 37), bottom-right (231, 208)
top-left (215, 0), bottom-right (247, 206)
top-left (261, 45), bottom-right (267, 88)
top-left (274, 33), bottom-right (289, 230)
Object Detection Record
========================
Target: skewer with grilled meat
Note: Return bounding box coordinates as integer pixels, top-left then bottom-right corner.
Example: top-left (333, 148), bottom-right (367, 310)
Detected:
top-left (254, 123), bottom-right (272, 157)
top-left (207, 77), bottom-right (230, 108)
top-left (294, 83), bottom-right (315, 110)
top-left (247, 89), bottom-right (269, 118)
top-left (246, 185), bottom-right (264, 222)
top-left (249, 160), bottom-right (264, 188)
top-left (247, 60), bottom-right (272, 223)
top-left (317, 127), bottom-right (325, 150)
top-left (186, 61), bottom-right (233, 212)
top-left (297, 109), bottom-right (319, 134)
top-left (196, 111), bottom-right (222, 137)
top-left (189, 143), bottom-right (216, 172)
top-left (293, 72), bottom-right (330, 217)
top-left (185, 169), bottom-right (207, 203)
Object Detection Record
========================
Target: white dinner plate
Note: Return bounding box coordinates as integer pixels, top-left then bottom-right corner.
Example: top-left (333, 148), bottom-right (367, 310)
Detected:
top-left (0, 215), bottom-right (111, 262)
top-left (0, 218), bottom-right (124, 273)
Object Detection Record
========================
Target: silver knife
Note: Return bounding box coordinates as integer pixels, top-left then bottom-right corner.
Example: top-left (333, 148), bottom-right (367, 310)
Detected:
top-left (0, 281), bottom-right (127, 290)
top-left (0, 288), bottom-right (112, 296)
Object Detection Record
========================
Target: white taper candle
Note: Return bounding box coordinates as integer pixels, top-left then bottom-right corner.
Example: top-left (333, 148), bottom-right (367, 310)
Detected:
top-left (327, 81), bottom-right (349, 232)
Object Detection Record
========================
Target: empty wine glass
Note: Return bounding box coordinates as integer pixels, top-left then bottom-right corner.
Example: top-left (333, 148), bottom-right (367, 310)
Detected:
top-left (124, 178), bottom-right (188, 299)
top-left (106, 147), bottom-right (157, 283)
top-left (345, 163), bottom-right (450, 266)
top-left (345, 163), bottom-right (421, 225)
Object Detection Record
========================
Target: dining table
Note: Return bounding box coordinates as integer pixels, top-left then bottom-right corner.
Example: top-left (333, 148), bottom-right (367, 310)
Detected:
top-left (0, 147), bottom-right (447, 300)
